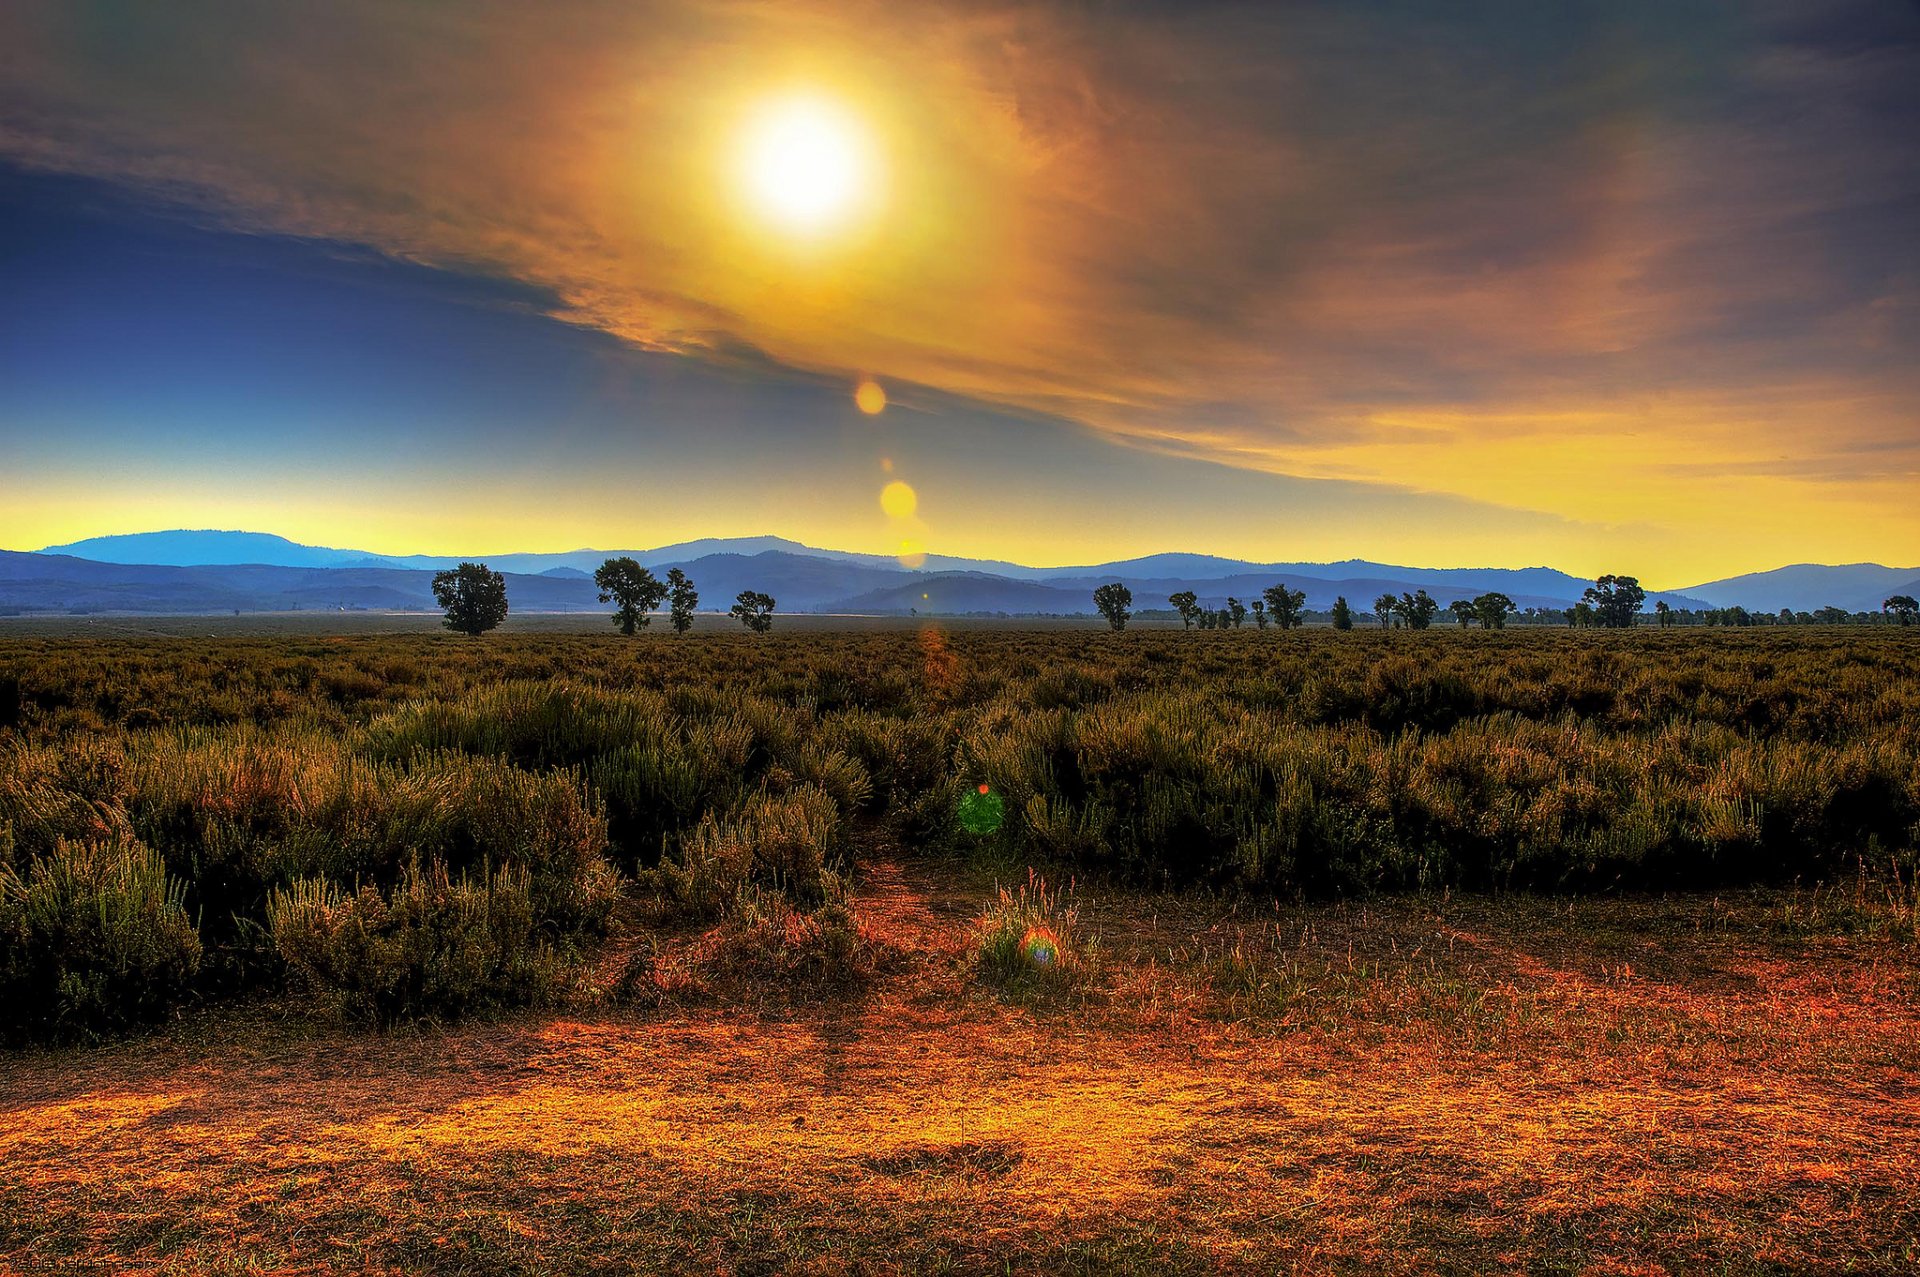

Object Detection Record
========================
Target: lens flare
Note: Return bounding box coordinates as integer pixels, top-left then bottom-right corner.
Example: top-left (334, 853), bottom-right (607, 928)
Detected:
top-left (958, 783), bottom-right (1004, 835)
top-left (855, 379), bottom-right (887, 414)
top-left (880, 480), bottom-right (918, 519)
top-left (1020, 925), bottom-right (1062, 969)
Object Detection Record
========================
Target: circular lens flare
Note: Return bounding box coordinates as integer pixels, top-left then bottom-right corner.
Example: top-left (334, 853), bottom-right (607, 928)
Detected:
top-left (1020, 925), bottom-right (1062, 969)
top-left (855, 379), bottom-right (887, 414)
top-left (880, 480), bottom-right (918, 519)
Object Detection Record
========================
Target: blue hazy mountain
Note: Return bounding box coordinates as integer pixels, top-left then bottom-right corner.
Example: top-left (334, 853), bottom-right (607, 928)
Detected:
top-left (1677, 564), bottom-right (1920, 614)
top-left (39, 530), bottom-right (404, 569)
top-left (22, 527), bottom-right (1886, 616)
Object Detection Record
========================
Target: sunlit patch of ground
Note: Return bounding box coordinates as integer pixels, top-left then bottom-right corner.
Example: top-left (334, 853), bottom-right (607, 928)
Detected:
top-left (3, 865), bottom-right (1917, 1274)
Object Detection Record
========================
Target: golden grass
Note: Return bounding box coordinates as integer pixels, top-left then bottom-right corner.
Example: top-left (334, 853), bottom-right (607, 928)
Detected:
top-left (4, 863), bottom-right (1916, 1275)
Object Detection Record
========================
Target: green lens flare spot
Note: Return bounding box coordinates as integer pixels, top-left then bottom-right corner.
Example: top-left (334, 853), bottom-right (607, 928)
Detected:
top-left (958, 784), bottom-right (1005, 836)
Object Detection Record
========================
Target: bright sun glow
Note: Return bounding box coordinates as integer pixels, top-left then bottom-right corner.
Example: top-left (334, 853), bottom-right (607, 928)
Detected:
top-left (735, 93), bottom-right (878, 237)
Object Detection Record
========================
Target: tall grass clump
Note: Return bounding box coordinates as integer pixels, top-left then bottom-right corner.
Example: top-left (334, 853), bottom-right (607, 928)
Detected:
top-left (972, 870), bottom-right (1090, 997)
top-left (0, 836), bottom-right (201, 1043)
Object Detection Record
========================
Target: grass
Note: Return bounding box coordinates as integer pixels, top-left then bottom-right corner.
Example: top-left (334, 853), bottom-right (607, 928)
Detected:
top-left (2, 863), bottom-right (1915, 1274)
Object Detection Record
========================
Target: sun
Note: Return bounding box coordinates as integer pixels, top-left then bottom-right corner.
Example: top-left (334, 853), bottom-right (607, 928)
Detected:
top-left (734, 93), bottom-right (878, 238)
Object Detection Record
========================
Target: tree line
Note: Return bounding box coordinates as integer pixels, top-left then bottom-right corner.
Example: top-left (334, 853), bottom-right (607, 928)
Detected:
top-left (1092, 573), bottom-right (1920, 632)
top-left (430, 560), bottom-right (1919, 637)
top-left (429, 560), bottom-right (778, 637)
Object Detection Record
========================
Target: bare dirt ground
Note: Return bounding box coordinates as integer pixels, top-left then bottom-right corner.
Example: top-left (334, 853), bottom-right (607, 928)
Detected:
top-left (3, 860), bottom-right (1917, 1275)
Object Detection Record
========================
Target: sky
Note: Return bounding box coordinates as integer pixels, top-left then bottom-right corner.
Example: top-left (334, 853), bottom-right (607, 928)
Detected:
top-left (1, 0), bottom-right (1915, 585)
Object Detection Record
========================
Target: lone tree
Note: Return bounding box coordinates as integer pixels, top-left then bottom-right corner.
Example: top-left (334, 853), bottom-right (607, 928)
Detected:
top-left (1330, 596), bottom-right (1354, 631)
top-left (1885, 595), bottom-right (1918, 626)
top-left (1373, 593), bottom-right (1396, 629)
top-left (1449, 599), bottom-right (1476, 628)
top-left (594, 557), bottom-right (667, 635)
top-left (1093, 582), bottom-right (1133, 631)
top-left (1473, 592), bottom-right (1516, 630)
top-left (1654, 599), bottom-right (1673, 627)
top-left (730, 590), bottom-right (776, 633)
top-left (1168, 590), bottom-right (1201, 629)
top-left (1226, 596), bottom-right (1247, 628)
top-left (667, 568), bottom-right (699, 633)
top-left (431, 562), bottom-right (509, 637)
top-left (1251, 599), bottom-right (1268, 629)
top-left (1584, 574), bottom-right (1646, 628)
top-left (1395, 589), bottom-right (1439, 630)
top-left (1263, 583), bottom-right (1308, 630)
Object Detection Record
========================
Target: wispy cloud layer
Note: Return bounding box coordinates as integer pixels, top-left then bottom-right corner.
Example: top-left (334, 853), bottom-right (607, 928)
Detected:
top-left (2, 0), bottom-right (1914, 573)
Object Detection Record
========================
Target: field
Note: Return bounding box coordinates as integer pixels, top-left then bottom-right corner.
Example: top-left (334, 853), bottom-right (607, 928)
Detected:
top-left (3, 623), bottom-right (1918, 1273)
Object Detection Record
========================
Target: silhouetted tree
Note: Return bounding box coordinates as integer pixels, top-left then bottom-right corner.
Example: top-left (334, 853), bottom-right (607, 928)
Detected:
top-left (1251, 599), bottom-right (1268, 629)
top-left (1330, 596), bottom-right (1354, 631)
top-left (667, 567), bottom-right (698, 634)
top-left (1168, 590), bottom-right (1201, 629)
top-left (730, 590), bottom-right (776, 633)
top-left (1654, 600), bottom-right (1673, 628)
top-left (1373, 593), bottom-right (1396, 629)
top-left (431, 562), bottom-right (508, 637)
top-left (1885, 595), bottom-right (1918, 626)
top-left (1568, 601), bottom-right (1596, 628)
top-left (1226, 596), bottom-right (1247, 628)
top-left (1473, 592), bottom-right (1515, 630)
top-left (1395, 589), bottom-right (1439, 630)
top-left (1262, 583), bottom-right (1307, 630)
top-left (594, 557), bottom-right (667, 635)
top-left (1449, 599), bottom-right (1476, 628)
top-left (1093, 582), bottom-right (1132, 631)
top-left (1584, 574), bottom-right (1646, 628)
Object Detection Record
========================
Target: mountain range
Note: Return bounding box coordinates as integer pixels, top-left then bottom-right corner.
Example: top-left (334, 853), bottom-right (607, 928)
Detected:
top-left (4, 530), bottom-right (1912, 617)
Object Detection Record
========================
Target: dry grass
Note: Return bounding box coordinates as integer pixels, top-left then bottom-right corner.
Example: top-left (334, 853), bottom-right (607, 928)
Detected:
top-left (4, 860), bottom-right (1916, 1276)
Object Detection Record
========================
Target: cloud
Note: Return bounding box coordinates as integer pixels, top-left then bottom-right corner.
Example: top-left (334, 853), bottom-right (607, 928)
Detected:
top-left (1, 0), bottom-right (1914, 564)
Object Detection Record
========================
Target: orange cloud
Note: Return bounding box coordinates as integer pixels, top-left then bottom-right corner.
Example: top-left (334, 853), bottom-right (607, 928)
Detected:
top-left (0, 0), bottom-right (1913, 578)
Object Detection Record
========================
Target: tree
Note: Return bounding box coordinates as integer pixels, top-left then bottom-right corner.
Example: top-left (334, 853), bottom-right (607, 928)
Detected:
top-left (667, 567), bottom-right (698, 634)
top-left (1885, 595), bottom-right (1918, 626)
top-left (594, 557), bottom-right (667, 636)
top-left (1168, 590), bottom-right (1201, 629)
top-left (1226, 596), bottom-right (1247, 628)
top-left (1373, 593), bottom-right (1396, 629)
top-left (1251, 599), bottom-right (1268, 629)
top-left (1449, 599), bottom-right (1476, 628)
top-left (1395, 589), bottom-right (1439, 630)
top-left (1473, 592), bottom-right (1515, 630)
top-left (730, 590), bottom-right (776, 633)
top-left (1583, 574), bottom-right (1646, 628)
top-left (1261, 583), bottom-right (1307, 630)
top-left (1330, 596), bottom-right (1354, 631)
top-left (1654, 600), bottom-right (1673, 628)
top-left (1093, 582), bottom-right (1132, 631)
top-left (431, 562), bottom-right (509, 637)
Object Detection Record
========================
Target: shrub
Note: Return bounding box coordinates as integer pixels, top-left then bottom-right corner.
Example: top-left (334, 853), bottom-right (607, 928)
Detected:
top-left (655, 785), bottom-right (848, 916)
top-left (683, 888), bottom-right (882, 996)
top-left (268, 862), bottom-right (570, 1026)
top-left (0, 836), bottom-right (201, 1043)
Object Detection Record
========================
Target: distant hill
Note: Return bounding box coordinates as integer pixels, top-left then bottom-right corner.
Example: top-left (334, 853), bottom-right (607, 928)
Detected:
top-left (13, 528), bottom-right (1874, 616)
top-left (0, 551), bottom-right (599, 614)
top-left (1679, 563), bottom-right (1920, 614)
top-left (40, 530), bottom-right (404, 569)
